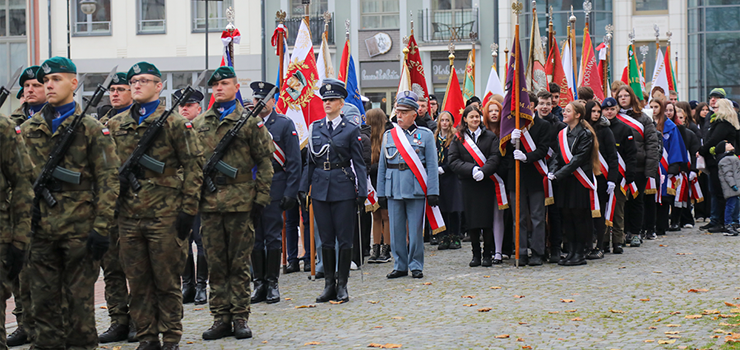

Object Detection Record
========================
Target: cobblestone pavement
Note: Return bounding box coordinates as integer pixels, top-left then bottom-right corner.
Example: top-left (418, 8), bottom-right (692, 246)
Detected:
top-left (8, 225), bottom-right (740, 349)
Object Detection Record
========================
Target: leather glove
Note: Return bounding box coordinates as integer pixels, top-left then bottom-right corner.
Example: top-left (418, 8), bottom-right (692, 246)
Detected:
top-left (378, 196), bottom-right (387, 209)
top-left (298, 191), bottom-right (309, 211)
top-left (606, 181), bottom-right (616, 195)
top-left (547, 173), bottom-right (557, 181)
top-left (86, 230), bottom-right (110, 261)
top-left (5, 244), bottom-right (24, 280)
top-left (279, 196), bottom-right (298, 211)
top-left (427, 195), bottom-right (439, 207)
top-left (510, 129), bottom-right (521, 144)
top-left (689, 171), bottom-right (697, 182)
top-left (513, 150), bottom-right (527, 162)
top-left (356, 196), bottom-right (366, 207)
top-left (175, 212), bottom-right (196, 241)
top-left (251, 203), bottom-right (264, 223)
top-left (438, 166), bottom-right (445, 175)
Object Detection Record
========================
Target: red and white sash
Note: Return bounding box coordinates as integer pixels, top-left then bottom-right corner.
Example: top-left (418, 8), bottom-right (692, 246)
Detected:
top-left (645, 176), bottom-right (658, 195)
top-left (365, 177), bottom-right (379, 212)
top-left (661, 148), bottom-right (676, 196)
top-left (390, 125), bottom-right (446, 234)
top-left (558, 127), bottom-right (601, 218)
top-left (674, 173), bottom-right (690, 208)
top-left (617, 112), bottom-right (644, 139)
top-left (690, 175), bottom-right (704, 203)
top-left (273, 140), bottom-right (286, 167)
top-left (617, 153), bottom-right (639, 198)
top-left (520, 130), bottom-right (554, 206)
top-left (461, 133), bottom-right (509, 209)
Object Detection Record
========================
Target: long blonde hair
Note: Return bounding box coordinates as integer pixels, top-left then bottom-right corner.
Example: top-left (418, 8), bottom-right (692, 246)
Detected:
top-left (434, 111), bottom-right (455, 149)
top-left (715, 99), bottom-right (740, 130)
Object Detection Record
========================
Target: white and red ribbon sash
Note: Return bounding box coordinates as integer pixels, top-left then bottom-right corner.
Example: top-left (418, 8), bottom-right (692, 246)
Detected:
top-left (604, 190), bottom-right (616, 226)
top-left (390, 125), bottom-right (446, 234)
top-left (616, 153), bottom-right (639, 198)
top-left (617, 112), bottom-right (644, 139)
top-left (674, 173), bottom-right (690, 208)
top-left (365, 177), bottom-right (380, 212)
top-left (462, 133), bottom-right (509, 209)
top-left (598, 151), bottom-right (609, 179)
top-left (273, 140), bottom-right (286, 167)
top-left (690, 175), bottom-right (704, 203)
top-left (558, 127), bottom-right (601, 218)
top-left (520, 130), bottom-right (554, 206)
top-left (645, 176), bottom-right (658, 195)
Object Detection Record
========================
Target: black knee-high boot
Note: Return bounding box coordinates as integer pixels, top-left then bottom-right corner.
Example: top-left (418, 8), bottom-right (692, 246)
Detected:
top-left (316, 247), bottom-right (336, 302)
top-left (469, 229), bottom-right (481, 267)
top-left (182, 253), bottom-right (196, 303)
top-left (250, 249), bottom-right (267, 303)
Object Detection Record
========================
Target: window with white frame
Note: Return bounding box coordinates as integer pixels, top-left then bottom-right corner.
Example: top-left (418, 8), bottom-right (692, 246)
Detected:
top-left (73, 0), bottom-right (111, 35)
top-left (138, 0), bottom-right (166, 34)
top-left (0, 0), bottom-right (26, 115)
top-left (361, 0), bottom-right (400, 29)
top-left (290, 0), bottom-right (328, 18)
top-left (192, 0), bottom-right (234, 32)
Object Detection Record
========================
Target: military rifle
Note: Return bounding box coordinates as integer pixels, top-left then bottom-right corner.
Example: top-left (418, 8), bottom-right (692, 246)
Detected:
top-left (118, 70), bottom-right (207, 193)
top-left (202, 85), bottom-right (277, 193)
top-left (0, 66), bottom-right (24, 110)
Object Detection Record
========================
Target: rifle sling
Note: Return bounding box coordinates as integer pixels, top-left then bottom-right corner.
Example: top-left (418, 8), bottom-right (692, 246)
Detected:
top-left (141, 167), bottom-right (178, 179)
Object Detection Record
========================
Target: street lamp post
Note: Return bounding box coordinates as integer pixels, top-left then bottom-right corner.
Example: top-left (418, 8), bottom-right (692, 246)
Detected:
top-left (68, 0), bottom-right (98, 58)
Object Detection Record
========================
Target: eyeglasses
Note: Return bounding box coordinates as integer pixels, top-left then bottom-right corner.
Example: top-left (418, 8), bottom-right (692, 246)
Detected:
top-left (129, 78), bottom-right (159, 86)
top-left (109, 87), bottom-right (130, 93)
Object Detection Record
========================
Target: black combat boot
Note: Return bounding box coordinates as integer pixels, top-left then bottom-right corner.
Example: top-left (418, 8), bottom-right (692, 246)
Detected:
top-left (99, 322), bottom-right (129, 343)
top-left (548, 245), bottom-right (561, 264)
top-left (194, 256), bottom-right (208, 305)
top-left (250, 249), bottom-right (267, 303)
top-left (6, 325), bottom-right (29, 346)
top-left (162, 342), bottom-right (179, 350)
top-left (181, 253), bottom-right (196, 304)
top-left (558, 242), bottom-right (574, 265)
top-left (233, 319), bottom-right (253, 339)
top-left (316, 248), bottom-right (336, 303)
top-left (202, 319), bottom-right (233, 340)
top-left (335, 249), bottom-right (352, 303)
top-left (367, 244), bottom-right (380, 263)
top-left (265, 249), bottom-right (282, 304)
top-left (135, 340), bottom-right (161, 350)
top-left (564, 242), bottom-right (587, 266)
top-left (128, 321), bottom-right (138, 342)
top-left (469, 235), bottom-right (481, 267)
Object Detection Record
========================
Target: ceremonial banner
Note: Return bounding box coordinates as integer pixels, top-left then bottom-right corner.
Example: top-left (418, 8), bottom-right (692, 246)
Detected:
top-left (620, 44), bottom-right (643, 99)
top-left (441, 60), bottom-right (465, 127)
top-left (561, 41), bottom-right (578, 100)
top-left (500, 34), bottom-right (533, 155)
top-left (338, 40), bottom-right (366, 123)
top-left (546, 38), bottom-right (573, 108)
top-left (482, 66), bottom-right (504, 107)
top-left (462, 48), bottom-right (476, 101)
top-left (651, 48), bottom-right (670, 97)
top-left (209, 28), bottom-right (243, 108)
top-left (578, 24), bottom-right (605, 101)
top-left (665, 42), bottom-right (678, 92)
top-left (526, 12), bottom-right (547, 93)
top-left (405, 34), bottom-right (429, 100)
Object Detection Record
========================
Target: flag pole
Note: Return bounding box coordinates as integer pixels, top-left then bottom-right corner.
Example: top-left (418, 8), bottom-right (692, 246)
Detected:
top-left (275, 9), bottom-right (289, 274)
top-left (512, 0), bottom-right (523, 267)
top-left (491, 43), bottom-right (498, 71)
top-left (504, 40), bottom-right (509, 82)
top-left (569, 7), bottom-right (577, 87)
top-left (309, 189), bottom-right (316, 281)
top-left (667, 30), bottom-right (676, 91)
top-left (605, 24), bottom-right (613, 97)
top-left (547, 6), bottom-right (554, 56)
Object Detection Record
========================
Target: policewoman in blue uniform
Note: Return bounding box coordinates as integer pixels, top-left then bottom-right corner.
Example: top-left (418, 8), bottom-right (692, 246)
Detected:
top-left (298, 79), bottom-right (366, 303)
top-left (377, 91), bottom-right (439, 279)
top-left (250, 81), bottom-right (301, 305)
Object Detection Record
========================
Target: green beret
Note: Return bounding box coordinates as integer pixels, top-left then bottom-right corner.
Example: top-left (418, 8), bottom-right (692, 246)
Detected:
top-left (127, 62), bottom-right (161, 81)
top-left (17, 65), bottom-right (40, 99)
top-left (111, 72), bottom-right (129, 86)
top-left (207, 66), bottom-right (236, 86)
top-left (36, 56), bottom-right (77, 83)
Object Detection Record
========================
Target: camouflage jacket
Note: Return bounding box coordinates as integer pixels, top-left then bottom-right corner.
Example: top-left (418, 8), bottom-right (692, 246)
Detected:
top-left (107, 103), bottom-right (203, 218)
top-left (193, 103), bottom-right (274, 212)
top-left (98, 108), bottom-right (115, 125)
top-left (21, 103), bottom-right (120, 239)
top-left (10, 103), bottom-right (31, 126)
top-left (0, 117), bottom-right (34, 248)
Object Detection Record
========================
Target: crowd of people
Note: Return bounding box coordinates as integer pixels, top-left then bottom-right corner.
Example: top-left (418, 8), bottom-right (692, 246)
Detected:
top-left (2, 53), bottom-right (738, 350)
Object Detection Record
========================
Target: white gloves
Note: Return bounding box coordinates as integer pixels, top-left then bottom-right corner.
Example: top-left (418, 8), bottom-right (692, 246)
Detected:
top-left (510, 129), bottom-right (521, 144)
top-left (513, 150), bottom-right (527, 162)
top-left (606, 181), bottom-right (616, 195)
top-left (689, 171), bottom-right (697, 182)
top-left (438, 166), bottom-right (445, 175)
top-left (547, 173), bottom-right (556, 181)
top-left (472, 166), bottom-right (484, 181)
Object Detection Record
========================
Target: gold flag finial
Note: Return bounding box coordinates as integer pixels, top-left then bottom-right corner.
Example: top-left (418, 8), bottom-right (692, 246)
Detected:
top-left (448, 42), bottom-right (456, 64)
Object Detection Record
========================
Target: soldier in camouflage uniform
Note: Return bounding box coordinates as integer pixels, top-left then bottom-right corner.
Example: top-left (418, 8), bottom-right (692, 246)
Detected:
top-left (97, 72), bottom-right (137, 344)
top-left (107, 62), bottom-right (203, 350)
top-left (21, 56), bottom-right (119, 350)
top-left (6, 65), bottom-right (46, 348)
top-left (194, 67), bottom-right (273, 340)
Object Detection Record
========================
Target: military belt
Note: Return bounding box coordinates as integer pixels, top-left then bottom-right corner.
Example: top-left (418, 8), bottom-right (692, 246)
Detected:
top-left (49, 180), bottom-right (94, 192)
top-left (319, 161), bottom-right (350, 171)
top-left (142, 167), bottom-right (179, 179)
top-left (214, 174), bottom-right (252, 185)
top-left (387, 162), bottom-right (425, 171)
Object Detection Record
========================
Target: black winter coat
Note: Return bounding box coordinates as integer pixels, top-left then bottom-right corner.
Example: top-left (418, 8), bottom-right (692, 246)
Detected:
top-left (551, 123), bottom-right (595, 209)
top-left (607, 117), bottom-right (637, 184)
top-left (699, 116), bottom-right (740, 169)
top-left (539, 112), bottom-right (567, 155)
top-left (592, 116), bottom-right (620, 184)
top-left (622, 109), bottom-right (661, 176)
top-left (436, 134), bottom-right (463, 213)
top-left (504, 116), bottom-right (550, 193)
top-left (449, 128), bottom-right (501, 229)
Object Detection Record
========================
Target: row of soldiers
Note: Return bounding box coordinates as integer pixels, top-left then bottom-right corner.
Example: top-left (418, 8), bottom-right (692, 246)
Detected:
top-left (0, 56), bottom-right (315, 350)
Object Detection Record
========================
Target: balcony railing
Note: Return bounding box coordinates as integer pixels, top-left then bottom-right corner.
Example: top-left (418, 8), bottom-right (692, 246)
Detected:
top-left (417, 8), bottom-right (479, 43)
top-left (279, 13), bottom-right (335, 47)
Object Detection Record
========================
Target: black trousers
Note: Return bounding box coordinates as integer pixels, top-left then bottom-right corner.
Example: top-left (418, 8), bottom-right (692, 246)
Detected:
top-left (592, 176), bottom-right (609, 249)
top-left (625, 172), bottom-right (648, 235)
top-left (439, 212), bottom-right (461, 239)
top-left (313, 199), bottom-right (355, 250)
top-left (469, 228), bottom-right (494, 255)
top-left (561, 208), bottom-right (593, 245)
top-left (656, 195), bottom-right (674, 233)
top-left (694, 173), bottom-right (710, 219)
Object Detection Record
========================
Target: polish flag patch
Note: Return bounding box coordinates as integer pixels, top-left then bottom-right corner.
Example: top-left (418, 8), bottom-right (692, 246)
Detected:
top-left (292, 130), bottom-right (297, 136)
top-left (257, 121), bottom-right (264, 128)
top-left (185, 122), bottom-right (193, 129)
top-left (357, 136), bottom-right (362, 141)
top-left (102, 128), bottom-right (110, 136)
top-left (14, 126), bottom-right (21, 134)
top-left (628, 135), bottom-right (633, 140)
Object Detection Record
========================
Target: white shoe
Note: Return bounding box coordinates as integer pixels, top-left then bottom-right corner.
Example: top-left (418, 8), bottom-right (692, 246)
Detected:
top-left (350, 261), bottom-right (359, 270)
top-left (683, 224), bottom-right (693, 228)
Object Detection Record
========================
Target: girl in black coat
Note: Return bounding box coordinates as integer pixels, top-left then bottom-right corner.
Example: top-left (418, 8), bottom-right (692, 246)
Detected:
top-left (673, 105), bottom-right (701, 228)
top-left (586, 101), bottom-right (618, 259)
top-left (434, 111), bottom-right (464, 250)
top-left (449, 105), bottom-right (502, 267)
top-left (549, 101), bottom-right (600, 266)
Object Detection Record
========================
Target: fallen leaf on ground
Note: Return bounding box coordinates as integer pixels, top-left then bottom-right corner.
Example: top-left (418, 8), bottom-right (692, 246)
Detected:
top-left (548, 311), bottom-right (559, 314)
top-left (670, 311), bottom-right (681, 315)
top-left (685, 315), bottom-right (702, 319)
top-left (391, 316), bottom-right (404, 320)
top-left (295, 305), bottom-right (316, 309)
top-left (285, 297), bottom-right (292, 301)
top-left (405, 289), bottom-right (413, 291)
top-left (721, 314), bottom-right (734, 318)
top-left (514, 295), bottom-right (525, 298)
top-left (112, 347), bottom-right (121, 350)
top-left (640, 298), bottom-right (651, 302)
top-left (676, 253), bottom-right (692, 255)
top-left (715, 329), bottom-right (733, 334)
top-left (659, 244), bottom-right (668, 247)
top-left (735, 297), bottom-right (740, 300)
top-left (667, 335), bottom-right (681, 339)
top-left (483, 275), bottom-right (490, 278)
top-left (383, 344), bottom-right (402, 349)
top-left (655, 318), bottom-right (663, 322)
top-left (462, 295), bottom-right (475, 299)
top-left (368, 300), bottom-right (379, 304)
top-left (193, 308), bottom-right (204, 311)
top-left (665, 331), bottom-right (680, 335)
top-left (305, 341), bottom-right (322, 345)
top-left (329, 300), bottom-right (346, 305)
top-left (688, 288), bottom-right (709, 293)
top-left (610, 309), bottom-right (627, 314)
top-left (654, 271), bottom-right (663, 273)
top-left (565, 309), bottom-right (577, 313)
top-left (726, 333), bottom-right (740, 343)
top-left (518, 321), bottom-right (528, 325)
top-left (516, 337), bottom-right (524, 342)
top-left (368, 344), bottom-right (384, 348)
top-left (653, 311), bottom-right (662, 314)
top-left (731, 308), bottom-right (740, 313)
top-left (557, 338), bottom-right (566, 340)
top-left (712, 335), bottom-right (721, 338)
top-left (703, 309), bottom-right (720, 315)
top-left (422, 282), bottom-right (432, 285)
top-left (374, 326), bottom-right (383, 329)
top-left (561, 299), bottom-right (575, 303)
top-left (478, 307), bottom-right (492, 312)
top-left (463, 303), bottom-right (477, 307)
top-left (667, 324), bottom-right (681, 327)
top-left (495, 334), bottom-right (509, 339)
top-left (658, 339), bottom-right (676, 344)
top-left (522, 346), bottom-right (533, 349)
top-left (644, 339), bottom-right (655, 343)
top-left (490, 286), bottom-right (502, 289)
top-left (618, 266), bottom-right (626, 269)
top-left (648, 326), bottom-right (657, 329)
top-left (726, 302), bottom-right (738, 307)
top-left (571, 317), bottom-right (583, 321)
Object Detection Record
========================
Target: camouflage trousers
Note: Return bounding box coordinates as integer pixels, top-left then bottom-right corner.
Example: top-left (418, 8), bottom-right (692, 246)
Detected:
top-left (119, 216), bottom-right (187, 343)
top-left (27, 237), bottom-right (99, 350)
top-left (101, 224), bottom-right (129, 325)
top-left (11, 257), bottom-right (32, 338)
top-left (201, 212), bottom-right (254, 322)
top-left (0, 244), bottom-right (14, 349)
